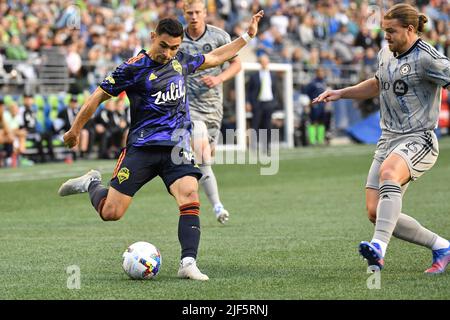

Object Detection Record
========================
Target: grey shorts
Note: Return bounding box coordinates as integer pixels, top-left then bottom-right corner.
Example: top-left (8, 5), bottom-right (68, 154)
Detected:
top-left (190, 109), bottom-right (222, 146)
top-left (366, 130), bottom-right (439, 190)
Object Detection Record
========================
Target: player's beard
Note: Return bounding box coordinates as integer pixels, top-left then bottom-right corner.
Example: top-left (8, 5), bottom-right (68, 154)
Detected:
top-left (389, 37), bottom-right (408, 55)
top-left (388, 43), bottom-right (396, 53)
top-left (156, 55), bottom-right (170, 64)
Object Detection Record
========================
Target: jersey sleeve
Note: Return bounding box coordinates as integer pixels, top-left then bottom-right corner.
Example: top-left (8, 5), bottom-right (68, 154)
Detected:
top-left (99, 63), bottom-right (135, 97)
top-left (422, 54), bottom-right (450, 88)
top-left (374, 49), bottom-right (382, 80)
top-left (219, 30), bottom-right (232, 46)
top-left (183, 52), bottom-right (205, 74)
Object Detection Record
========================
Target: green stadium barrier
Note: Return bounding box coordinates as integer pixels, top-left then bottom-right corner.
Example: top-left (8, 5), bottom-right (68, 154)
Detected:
top-left (47, 94), bottom-right (59, 109)
top-left (63, 94), bottom-right (71, 107)
top-left (3, 95), bottom-right (14, 107)
top-left (77, 93), bottom-right (86, 105)
top-left (34, 94), bottom-right (45, 109)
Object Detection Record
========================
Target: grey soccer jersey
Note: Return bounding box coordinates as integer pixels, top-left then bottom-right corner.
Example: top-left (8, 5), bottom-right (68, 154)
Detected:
top-left (180, 24), bottom-right (232, 116)
top-left (375, 39), bottom-right (450, 134)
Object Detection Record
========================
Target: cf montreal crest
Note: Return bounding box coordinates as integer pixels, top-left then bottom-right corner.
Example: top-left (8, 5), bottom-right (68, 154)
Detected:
top-left (203, 44), bottom-right (212, 52)
top-left (393, 80), bottom-right (408, 96)
top-left (400, 63), bottom-right (411, 75)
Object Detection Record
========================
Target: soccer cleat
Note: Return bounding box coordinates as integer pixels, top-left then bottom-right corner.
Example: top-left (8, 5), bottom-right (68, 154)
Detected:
top-left (177, 258), bottom-right (209, 281)
top-left (359, 241), bottom-right (385, 270)
top-left (58, 170), bottom-right (102, 196)
top-left (214, 205), bottom-right (229, 224)
top-left (424, 243), bottom-right (450, 274)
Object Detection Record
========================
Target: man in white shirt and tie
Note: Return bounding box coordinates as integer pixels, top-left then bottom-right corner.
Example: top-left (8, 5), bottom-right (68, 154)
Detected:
top-left (247, 54), bottom-right (278, 153)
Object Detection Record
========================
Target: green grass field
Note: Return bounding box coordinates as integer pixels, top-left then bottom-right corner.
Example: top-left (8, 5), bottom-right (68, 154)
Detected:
top-left (1, 138), bottom-right (450, 300)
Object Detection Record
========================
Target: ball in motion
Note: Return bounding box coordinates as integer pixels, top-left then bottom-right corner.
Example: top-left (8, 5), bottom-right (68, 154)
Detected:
top-left (122, 241), bottom-right (162, 279)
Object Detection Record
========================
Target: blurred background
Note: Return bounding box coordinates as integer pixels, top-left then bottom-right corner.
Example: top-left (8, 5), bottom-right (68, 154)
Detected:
top-left (0, 0), bottom-right (448, 167)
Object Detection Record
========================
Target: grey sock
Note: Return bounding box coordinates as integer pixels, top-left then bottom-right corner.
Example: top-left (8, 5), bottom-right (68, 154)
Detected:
top-left (393, 213), bottom-right (437, 249)
top-left (199, 165), bottom-right (221, 208)
top-left (88, 180), bottom-right (108, 217)
top-left (373, 180), bottom-right (402, 244)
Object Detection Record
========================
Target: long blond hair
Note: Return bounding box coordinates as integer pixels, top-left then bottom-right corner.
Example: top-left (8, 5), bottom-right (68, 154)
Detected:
top-left (384, 4), bottom-right (428, 33)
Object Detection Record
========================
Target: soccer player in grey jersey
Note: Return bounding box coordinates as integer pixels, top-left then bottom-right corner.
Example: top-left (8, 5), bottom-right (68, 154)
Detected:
top-left (180, 0), bottom-right (242, 224)
top-left (313, 4), bottom-right (450, 274)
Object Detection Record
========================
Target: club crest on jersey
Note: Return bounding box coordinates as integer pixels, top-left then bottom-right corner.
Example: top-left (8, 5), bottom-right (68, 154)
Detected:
top-left (400, 63), bottom-right (411, 75)
top-left (105, 76), bottom-right (115, 84)
top-left (117, 167), bottom-right (130, 184)
top-left (393, 80), bottom-right (408, 96)
top-left (151, 79), bottom-right (186, 105)
top-left (172, 60), bottom-right (182, 74)
top-left (203, 44), bottom-right (212, 52)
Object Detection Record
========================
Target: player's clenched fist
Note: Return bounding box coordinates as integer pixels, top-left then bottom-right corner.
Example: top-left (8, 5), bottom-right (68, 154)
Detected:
top-left (63, 129), bottom-right (79, 148)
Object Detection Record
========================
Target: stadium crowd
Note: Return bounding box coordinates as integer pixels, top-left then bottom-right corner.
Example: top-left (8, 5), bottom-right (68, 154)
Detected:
top-left (0, 0), bottom-right (448, 167)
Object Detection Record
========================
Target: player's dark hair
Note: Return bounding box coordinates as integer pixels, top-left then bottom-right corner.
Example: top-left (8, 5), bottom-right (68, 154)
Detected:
top-left (384, 4), bottom-right (428, 34)
top-left (155, 18), bottom-right (184, 38)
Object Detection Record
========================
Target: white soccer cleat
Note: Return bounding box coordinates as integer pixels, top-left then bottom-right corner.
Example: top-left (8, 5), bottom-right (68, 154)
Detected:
top-left (177, 258), bottom-right (209, 281)
top-left (58, 170), bottom-right (102, 196)
top-left (214, 205), bottom-right (229, 224)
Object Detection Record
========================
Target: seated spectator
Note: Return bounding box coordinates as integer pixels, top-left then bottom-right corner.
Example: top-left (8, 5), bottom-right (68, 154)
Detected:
top-left (270, 9), bottom-right (289, 36)
top-left (115, 95), bottom-right (130, 148)
top-left (3, 102), bottom-right (27, 156)
top-left (56, 95), bottom-right (90, 160)
top-left (0, 99), bottom-right (14, 167)
top-left (20, 93), bottom-right (54, 163)
top-left (94, 99), bottom-right (125, 159)
top-left (298, 15), bottom-right (315, 48)
top-left (5, 35), bottom-right (28, 61)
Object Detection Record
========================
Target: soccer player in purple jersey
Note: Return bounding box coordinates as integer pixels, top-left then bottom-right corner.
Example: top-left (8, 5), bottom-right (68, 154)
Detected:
top-left (58, 11), bottom-right (264, 281)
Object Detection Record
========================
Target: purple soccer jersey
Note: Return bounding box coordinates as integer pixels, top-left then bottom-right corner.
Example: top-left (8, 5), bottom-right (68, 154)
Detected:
top-left (100, 50), bottom-right (205, 149)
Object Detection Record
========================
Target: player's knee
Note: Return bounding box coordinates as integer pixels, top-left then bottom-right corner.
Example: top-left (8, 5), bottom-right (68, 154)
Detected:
top-left (183, 188), bottom-right (199, 202)
top-left (100, 204), bottom-right (124, 221)
top-left (177, 183), bottom-right (199, 204)
top-left (379, 168), bottom-right (398, 182)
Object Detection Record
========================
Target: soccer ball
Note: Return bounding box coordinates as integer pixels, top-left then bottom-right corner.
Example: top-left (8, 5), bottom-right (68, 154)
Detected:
top-left (122, 241), bottom-right (162, 279)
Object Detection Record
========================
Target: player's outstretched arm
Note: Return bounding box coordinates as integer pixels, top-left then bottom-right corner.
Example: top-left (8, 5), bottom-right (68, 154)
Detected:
top-left (200, 10), bottom-right (263, 70)
top-left (63, 87), bottom-right (111, 148)
top-left (312, 77), bottom-right (380, 104)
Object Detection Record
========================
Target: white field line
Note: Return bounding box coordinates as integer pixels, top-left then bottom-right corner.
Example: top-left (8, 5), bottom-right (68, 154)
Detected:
top-left (0, 163), bottom-right (115, 183)
top-left (0, 147), bottom-right (370, 183)
top-left (1, 139), bottom-right (449, 183)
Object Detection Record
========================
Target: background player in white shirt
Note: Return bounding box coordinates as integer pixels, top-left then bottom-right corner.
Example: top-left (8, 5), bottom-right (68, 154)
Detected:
top-left (313, 4), bottom-right (450, 274)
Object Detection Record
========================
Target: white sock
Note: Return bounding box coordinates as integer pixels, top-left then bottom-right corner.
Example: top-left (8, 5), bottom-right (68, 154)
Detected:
top-left (371, 238), bottom-right (388, 257)
top-left (199, 165), bottom-right (221, 209)
top-left (214, 203), bottom-right (224, 214)
top-left (431, 237), bottom-right (450, 250)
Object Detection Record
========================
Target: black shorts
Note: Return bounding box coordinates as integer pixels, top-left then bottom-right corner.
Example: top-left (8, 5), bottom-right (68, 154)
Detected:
top-left (110, 145), bottom-right (202, 197)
